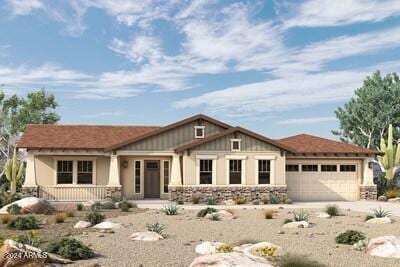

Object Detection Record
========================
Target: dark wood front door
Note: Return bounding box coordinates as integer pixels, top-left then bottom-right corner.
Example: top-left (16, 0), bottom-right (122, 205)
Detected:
top-left (144, 160), bottom-right (160, 198)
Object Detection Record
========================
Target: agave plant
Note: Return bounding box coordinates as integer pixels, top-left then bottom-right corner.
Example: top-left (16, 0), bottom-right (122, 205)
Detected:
top-left (372, 206), bottom-right (391, 218)
top-left (293, 209), bottom-right (309, 222)
top-left (4, 148), bottom-right (24, 194)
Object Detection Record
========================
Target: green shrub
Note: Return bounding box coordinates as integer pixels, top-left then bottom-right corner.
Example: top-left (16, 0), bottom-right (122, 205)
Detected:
top-left (86, 210), bottom-right (105, 225)
top-left (12, 231), bottom-right (41, 247)
top-left (283, 218), bottom-right (293, 225)
top-left (162, 204), bottom-right (179, 215)
top-left (146, 222), bottom-right (166, 236)
top-left (235, 197), bottom-right (246, 205)
top-left (8, 216), bottom-right (39, 230)
top-left (269, 194), bottom-right (280, 204)
top-left (119, 200), bottom-right (130, 212)
top-left (335, 230), bottom-right (366, 245)
top-left (293, 209), bottom-right (309, 222)
top-left (101, 201), bottom-right (116, 209)
top-left (7, 204), bottom-right (22, 215)
top-left (285, 198), bottom-right (293, 204)
top-left (206, 197), bottom-right (217, 205)
top-left (280, 253), bottom-right (324, 267)
top-left (0, 192), bottom-right (21, 209)
top-left (76, 203), bottom-right (84, 211)
top-left (364, 214), bottom-right (375, 221)
top-left (197, 207), bottom-right (217, 217)
top-left (47, 238), bottom-right (94, 260)
top-left (372, 206), bottom-right (391, 218)
top-left (325, 204), bottom-right (339, 216)
top-left (111, 195), bottom-right (122, 203)
top-left (210, 213), bottom-right (220, 221)
top-left (90, 201), bottom-right (102, 211)
top-left (216, 244), bottom-right (233, 253)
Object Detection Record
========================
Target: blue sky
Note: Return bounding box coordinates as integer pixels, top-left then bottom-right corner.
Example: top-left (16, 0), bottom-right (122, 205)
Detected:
top-left (1, 0), bottom-right (400, 139)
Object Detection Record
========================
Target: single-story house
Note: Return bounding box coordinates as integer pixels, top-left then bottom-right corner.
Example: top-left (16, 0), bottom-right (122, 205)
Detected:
top-left (17, 114), bottom-right (380, 202)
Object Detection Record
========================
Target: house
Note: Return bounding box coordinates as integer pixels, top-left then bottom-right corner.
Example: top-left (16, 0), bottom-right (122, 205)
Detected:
top-left (17, 114), bottom-right (380, 202)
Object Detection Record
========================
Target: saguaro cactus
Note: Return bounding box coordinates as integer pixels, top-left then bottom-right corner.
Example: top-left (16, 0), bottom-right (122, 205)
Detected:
top-left (4, 148), bottom-right (24, 193)
top-left (379, 124), bottom-right (400, 181)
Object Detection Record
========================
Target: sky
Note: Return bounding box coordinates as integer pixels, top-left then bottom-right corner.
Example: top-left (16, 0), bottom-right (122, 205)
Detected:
top-left (1, 0), bottom-right (400, 139)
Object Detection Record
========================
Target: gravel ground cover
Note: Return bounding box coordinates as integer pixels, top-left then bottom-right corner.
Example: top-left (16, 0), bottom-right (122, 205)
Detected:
top-left (72, 207), bottom-right (400, 267)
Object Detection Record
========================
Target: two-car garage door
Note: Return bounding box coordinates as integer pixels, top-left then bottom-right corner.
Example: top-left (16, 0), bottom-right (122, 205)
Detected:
top-left (286, 160), bottom-right (360, 201)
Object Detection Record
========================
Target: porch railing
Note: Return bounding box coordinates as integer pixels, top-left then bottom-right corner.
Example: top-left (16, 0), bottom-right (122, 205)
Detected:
top-left (38, 186), bottom-right (108, 201)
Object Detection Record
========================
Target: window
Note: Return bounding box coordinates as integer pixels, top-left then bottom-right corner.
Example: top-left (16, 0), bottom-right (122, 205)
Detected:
top-left (77, 160), bottom-right (93, 184)
top-left (286, 164), bottom-right (299, 172)
top-left (229, 159), bottom-right (242, 184)
top-left (163, 161), bottom-right (169, 193)
top-left (57, 160), bottom-right (73, 184)
top-left (194, 126), bottom-right (205, 138)
top-left (340, 165), bottom-right (356, 172)
top-left (258, 160), bottom-right (270, 184)
top-left (301, 164), bottom-right (318, 172)
top-left (199, 159), bottom-right (213, 184)
top-left (321, 164), bottom-right (337, 172)
top-left (231, 139), bottom-right (241, 151)
top-left (135, 161), bottom-right (141, 193)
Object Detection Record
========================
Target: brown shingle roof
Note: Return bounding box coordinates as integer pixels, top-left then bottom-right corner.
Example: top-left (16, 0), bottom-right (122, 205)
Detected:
top-left (17, 124), bottom-right (160, 150)
top-left (278, 134), bottom-right (382, 155)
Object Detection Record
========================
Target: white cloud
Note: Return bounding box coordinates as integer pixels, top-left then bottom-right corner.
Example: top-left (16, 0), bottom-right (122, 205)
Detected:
top-left (6, 0), bottom-right (43, 15)
top-left (277, 117), bottom-right (337, 125)
top-left (282, 0), bottom-right (400, 28)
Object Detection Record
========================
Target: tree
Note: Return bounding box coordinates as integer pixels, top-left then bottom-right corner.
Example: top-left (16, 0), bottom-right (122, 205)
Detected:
top-left (332, 71), bottom-right (400, 149)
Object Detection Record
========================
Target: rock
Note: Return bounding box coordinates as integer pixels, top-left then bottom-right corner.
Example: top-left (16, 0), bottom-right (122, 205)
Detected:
top-left (205, 210), bottom-right (234, 221)
top-left (316, 212), bottom-right (331, 218)
top-left (97, 234), bottom-right (105, 237)
top-left (0, 197), bottom-right (55, 214)
top-left (367, 236), bottom-right (400, 258)
top-left (388, 197), bottom-right (400, 203)
top-left (233, 244), bottom-right (253, 253)
top-left (74, 220), bottom-right (92, 229)
top-left (93, 221), bottom-right (121, 230)
top-left (282, 221), bottom-right (309, 228)
top-left (366, 217), bottom-right (392, 224)
top-left (378, 196), bottom-right (388, 202)
top-left (222, 199), bottom-right (236, 206)
top-left (195, 241), bottom-right (226, 255)
top-left (130, 231), bottom-right (164, 241)
top-left (189, 252), bottom-right (274, 267)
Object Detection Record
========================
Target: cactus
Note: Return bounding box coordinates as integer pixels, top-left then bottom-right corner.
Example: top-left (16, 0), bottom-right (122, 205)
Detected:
top-left (4, 148), bottom-right (24, 193)
top-left (379, 124), bottom-right (400, 181)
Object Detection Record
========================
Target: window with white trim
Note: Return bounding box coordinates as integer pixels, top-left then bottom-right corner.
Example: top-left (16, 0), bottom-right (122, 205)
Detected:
top-left (57, 160), bottom-right (73, 184)
top-left (229, 159), bottom-right (242, 184)
top-left (194, 126), bottom-right (205, 138)
top-left (77, 160), bottom-right (93, 184)
top-left (163, 161), bottom-right (170, 193)
top-left (321, 164), bottom-right (337, 172)
top-left (258, 160), bottom-right (270, 184)
top-left (302, 164), bottom-right (318, 172)
top-left (135, 161), bottom-right (141, 193)
top-left (199, 159), bottom-right (213, 184)
top-left (231, 139), bottom-right (241, 151)
top-left (340, 164), bottom-right (356, 172)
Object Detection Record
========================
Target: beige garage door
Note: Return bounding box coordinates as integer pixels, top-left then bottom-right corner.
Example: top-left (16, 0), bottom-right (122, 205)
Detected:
top-left (286, 161), bottom-right (360, 201)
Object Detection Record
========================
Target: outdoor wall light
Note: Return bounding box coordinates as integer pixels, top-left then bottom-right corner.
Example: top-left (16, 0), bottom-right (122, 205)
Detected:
top-left (122, 160), bottom-right (129, 168)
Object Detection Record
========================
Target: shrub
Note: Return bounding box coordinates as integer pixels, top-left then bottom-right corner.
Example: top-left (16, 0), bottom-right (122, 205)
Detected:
top-left (293, 209), bottom-right (309, 222)
top-left (192, 192), bottom-right (201, 204)
top-left (353, 239), bottom-right (369, 251)
top-left (8, 216), bottom-right (39, 230)
top-left (285, 198), bottom-right (293, 204)
top-left (264, 209), bottom-right (274, 219)
top-left (54, 213), bottom-right (66, 223)
top-left (261, 196), bottom-right (269, 204)
top-left (76, 203), bottom-right (84, 211)
top-left (176, 197), bottom-right (184, 205)
top-left (253, 199), bottom-right (260, 205)
top-left (210, 213), bottom-right (221, 221)
top-left (384, 189), bottom-right (400, 199)
top-left (254, 245), bottom-right (279, 258)
top-left (206, 197), bottom-right (217, 205)
top-left (90, 201), bottom-right (102, 211)
top-left (269, 194), bottom-right (280, 204)
top-left (119, 200), bottom-right (130, 212)
top-left (47, 238), bottom-right (94, 260)
top-left (12, 231), bottom-right (41, 247)
top-left (65, 209), bottom-right (75, 217)
top-left (0, 192), bottom-right (21, 209)
top-left (7, 204), bottom-right (22, 215)
top-left (335, 230), bottom-right (366, 245)
top-left (111, 195), bottom-right (122, 203)
top-left (283, 218), bottom-right (293, 225)
top-left (372, 206), bottom-right (391, 218)
top-left (235, 197), bottom-right (246, 205)
top-left (378, 195), bottom-right (388, 202)
top-left (325, 204), bottom-right (339, 216)
top-left (280, 253), bottom-right (324, 267)
top-left (0, 214), bottom-right (13, 224)
top-left (86, 210), bottom-right (105, 225)
top-left (216, 244), bottom-right (233, 253)
top-left (162, 204), bottom-right (178, 215)
top-left (101, 201), bottom-right (116, 209)
top-left (146, 222), bottom-right (166, 236)
top-left (364, 214), bottom-right (375, 221)
top-left (197, 207), bottom-right (217, 217)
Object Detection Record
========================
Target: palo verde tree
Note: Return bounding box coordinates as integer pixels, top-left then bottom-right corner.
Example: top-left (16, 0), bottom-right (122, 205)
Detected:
top-left (332, 71), bottom-right (400, 149)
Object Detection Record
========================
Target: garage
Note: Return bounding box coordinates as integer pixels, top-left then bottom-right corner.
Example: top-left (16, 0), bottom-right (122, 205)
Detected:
top-left (286, 159), bottom-right (361, 201)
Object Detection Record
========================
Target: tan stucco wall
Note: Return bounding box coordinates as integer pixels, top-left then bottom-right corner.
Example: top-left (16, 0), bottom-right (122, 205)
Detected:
top-left (183, 151), bottom-right (285, 186)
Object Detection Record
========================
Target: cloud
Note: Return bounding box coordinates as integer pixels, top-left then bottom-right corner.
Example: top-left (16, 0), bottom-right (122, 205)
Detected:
top-left (281, 0), bottom-right (400, 28)
top-left (6, 0), bottom-right (43, 15)
top-left (277, 117), bottom-right (337, 125)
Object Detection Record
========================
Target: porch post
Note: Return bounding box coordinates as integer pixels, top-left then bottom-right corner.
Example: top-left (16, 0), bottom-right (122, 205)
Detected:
top-left (170, 154), bottom-right (182, 186)
top-left (108, 154), bottom-right (120, 186)
top-left (23, 153), bottom-right (37, 187)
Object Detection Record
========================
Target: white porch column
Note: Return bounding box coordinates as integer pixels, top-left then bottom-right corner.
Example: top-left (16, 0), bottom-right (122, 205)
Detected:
top-left (23, 153), bottom-right (37, 187)
top-left (108, 154), bottom-right (121, 186)
top-left (362, 158), bottom-right (374, 185)
top-left (170, 154), bottom-right (182, 186)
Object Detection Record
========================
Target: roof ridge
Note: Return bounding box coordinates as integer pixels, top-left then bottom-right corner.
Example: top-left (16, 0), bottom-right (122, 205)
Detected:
top-left (26, 124), bottom-right (161, 128)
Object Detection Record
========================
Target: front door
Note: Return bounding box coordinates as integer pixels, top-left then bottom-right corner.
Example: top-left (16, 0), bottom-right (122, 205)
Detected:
top-left (144, 160), bottom-right (160, 198)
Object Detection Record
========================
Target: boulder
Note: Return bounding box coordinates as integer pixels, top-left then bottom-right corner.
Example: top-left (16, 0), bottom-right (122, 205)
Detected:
top-left (388, 197), bottom-right (400, 203)
top-left (0, 197), bottom-right (55, 214)
top-left (316, 212), bottom-right (331, 218)
top-left (93, 221), bottom-right (121, 230)
top-left (195, 241), bottom-right (226, 255)
top-left (242, 242), bottom-right (282, 263)
top-left (205, 210), bottom-right (234, 221)
top-left (282, 221), bottom-right (309, 228)
top-left (189, 252), bottom-right (274, 267)
top-left (74, 221), bottom-right (92, 229)
top-left (367, 236), bottom-right (400, 258)
top-left (130, 231), bottom-right (164, 241)
top-left (222, 199), bottom-right (236, 206)
top-left (366, 217), bottom-right (392, 224)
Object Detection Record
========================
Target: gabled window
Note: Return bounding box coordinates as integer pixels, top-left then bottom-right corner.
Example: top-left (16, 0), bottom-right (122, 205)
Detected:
top-left (231, 139), bottom-right (241, 151)
top-left (194, 126), bottom-right (205, 138)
